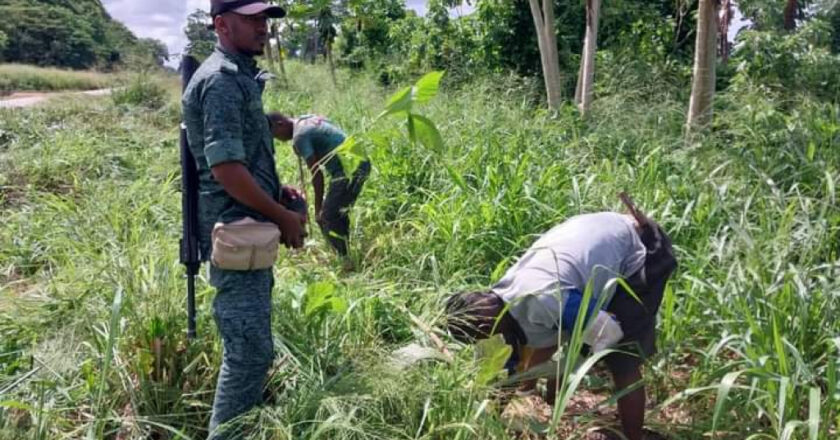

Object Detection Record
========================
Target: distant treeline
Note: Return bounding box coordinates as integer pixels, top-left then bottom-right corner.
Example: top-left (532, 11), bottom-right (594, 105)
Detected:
top-left (0, 0), bottom-right (168, 70)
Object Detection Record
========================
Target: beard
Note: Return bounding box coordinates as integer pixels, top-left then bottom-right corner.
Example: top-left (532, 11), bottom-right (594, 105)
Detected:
top-left (242, 43), bottom-right (265, 57)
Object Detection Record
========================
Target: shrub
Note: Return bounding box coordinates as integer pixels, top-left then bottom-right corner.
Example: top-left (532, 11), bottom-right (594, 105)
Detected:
top-left (732, 19), bottom-right (840, 102)
top-left (111, 72), bottom-right (167, 109)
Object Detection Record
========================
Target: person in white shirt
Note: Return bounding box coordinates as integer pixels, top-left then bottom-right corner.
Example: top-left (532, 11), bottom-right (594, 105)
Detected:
top-left (446, 211), bottom-right (677, 440)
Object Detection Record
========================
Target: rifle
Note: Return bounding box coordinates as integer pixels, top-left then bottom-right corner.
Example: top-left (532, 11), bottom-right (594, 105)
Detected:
top-left (179, 55), bottom-right (201, 341)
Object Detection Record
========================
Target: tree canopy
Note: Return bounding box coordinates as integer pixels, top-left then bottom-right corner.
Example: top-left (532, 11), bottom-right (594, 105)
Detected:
top-left (260, 0), bottom-right (838, 104)
top-left (0, 0), bottom-right (168, 69)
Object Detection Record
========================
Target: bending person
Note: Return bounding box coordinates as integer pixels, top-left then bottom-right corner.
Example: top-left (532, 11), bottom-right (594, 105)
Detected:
top-left (270, 113), bottom-right (370, 258)
top-left (446, 211), bottom-right (677, 440)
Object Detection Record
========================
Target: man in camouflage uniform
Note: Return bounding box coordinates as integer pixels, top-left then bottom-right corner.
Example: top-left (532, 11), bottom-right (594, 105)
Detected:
top-left (181, 1), bottom-right (304, 438)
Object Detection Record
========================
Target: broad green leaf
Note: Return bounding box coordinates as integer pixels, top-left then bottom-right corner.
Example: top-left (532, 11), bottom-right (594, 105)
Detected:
top-left (412, 71), bottom-right (445, 105)
top-left (305, 281), bottom-right (336, 317)
top-left (334, 135), bottom-right (366, 176)
top-left (474, 334), bottom-right (511, 386)
top-left (330, 295), bottom-right (348, 315)
top-left (384, 85), bottom-right (413, 116)
top-left (407, 114), bottom-right (416, 145)
top-left (334, 134), bottom-right (366, 159)
top-left (411, 114), bottom-right (444, 152)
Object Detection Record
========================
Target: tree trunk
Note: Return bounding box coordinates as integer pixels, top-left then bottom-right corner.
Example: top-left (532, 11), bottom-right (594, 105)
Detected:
top-left (718, 0), bottom-right (732, 63)
top-left (577, 0), bottom-right (601, 116)
top-left (686, 0), bottom-right (719, 131)
top-left (541, 0), bottom-right (562, 108)
top-left (264, 29), bottom-right (276, 67)
top-left (784, 0), bottom-right (798, 30)
top-left (574, 55), bottom-right (584, 104)
top-left (528, 0), bottom-right (563, 110)
top-left (271, 22), bottom-right (288, 87)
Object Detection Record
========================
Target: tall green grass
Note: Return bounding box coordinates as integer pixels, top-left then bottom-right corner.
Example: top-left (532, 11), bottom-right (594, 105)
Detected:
top-left (0, 64), bottom-right (116, 95)
top-left (0, 61), bottom-right (837, 439)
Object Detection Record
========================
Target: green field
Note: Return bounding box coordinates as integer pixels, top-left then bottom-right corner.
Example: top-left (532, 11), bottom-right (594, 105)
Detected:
top-left (0, 61), bottom-right (838, 439)
top-left (0, 64), bottom-right (119, 95)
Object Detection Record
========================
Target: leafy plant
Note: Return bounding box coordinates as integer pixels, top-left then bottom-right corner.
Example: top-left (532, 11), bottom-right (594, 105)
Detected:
top-left (335, 70), bottom-right (446, 173)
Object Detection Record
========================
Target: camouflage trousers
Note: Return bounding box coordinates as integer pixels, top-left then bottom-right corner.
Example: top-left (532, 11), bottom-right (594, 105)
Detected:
top-left (319, 160), bottom-right (371, 256)
top-left (207, 266), bottom-right (275, 440)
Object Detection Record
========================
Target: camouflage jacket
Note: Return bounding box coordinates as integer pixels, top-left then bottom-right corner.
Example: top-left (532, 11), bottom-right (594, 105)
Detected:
top-left (182, 45), bottom-right (280, 261)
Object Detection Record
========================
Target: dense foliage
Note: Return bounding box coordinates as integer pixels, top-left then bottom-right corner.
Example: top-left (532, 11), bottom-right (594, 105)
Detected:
top-left (264, 0), bottom-right (839, 102)
top-left (184, 9), bottom-right (217, 61)
top-left (0, 0), bottom-right (168, 70)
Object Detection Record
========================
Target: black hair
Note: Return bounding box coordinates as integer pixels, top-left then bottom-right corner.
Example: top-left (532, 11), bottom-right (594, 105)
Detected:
top-left (444, 291), bottom-right (503, 343)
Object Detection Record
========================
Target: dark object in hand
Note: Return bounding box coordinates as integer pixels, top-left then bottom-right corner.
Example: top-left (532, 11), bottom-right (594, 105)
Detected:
top-left (281, 188), bottom-right (307, 217)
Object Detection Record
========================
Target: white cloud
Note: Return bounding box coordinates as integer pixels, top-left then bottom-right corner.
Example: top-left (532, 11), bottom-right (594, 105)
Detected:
top-left (102, 0), bottom-right (205, 66)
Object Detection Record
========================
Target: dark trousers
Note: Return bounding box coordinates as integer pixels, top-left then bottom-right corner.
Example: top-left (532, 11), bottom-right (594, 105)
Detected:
top-left (208, 267), bottom-right (275, 439)
top-left (604, 220), bottom-right (678, 375)
top-left (319, 160), bottom-right (371, 255)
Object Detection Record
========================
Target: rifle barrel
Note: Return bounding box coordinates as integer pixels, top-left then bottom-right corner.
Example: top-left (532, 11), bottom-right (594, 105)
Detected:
top-left (180, 55), bottom-right (201, 340)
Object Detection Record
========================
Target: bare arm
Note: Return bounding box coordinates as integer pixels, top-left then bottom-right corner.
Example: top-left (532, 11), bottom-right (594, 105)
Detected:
top-left (212, 162), bottom-right (305, 248)
top-left (515, 345), bottom-right (558, 394)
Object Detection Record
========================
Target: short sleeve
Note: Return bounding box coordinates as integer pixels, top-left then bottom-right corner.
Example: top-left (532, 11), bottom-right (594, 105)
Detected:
top-left (202, 75), bottom-right (246, 168)
top-left (293, 128), bottom-right (316, 161)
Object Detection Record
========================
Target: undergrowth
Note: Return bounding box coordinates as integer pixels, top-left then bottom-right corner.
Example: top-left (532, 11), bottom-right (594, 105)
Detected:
top-left (0, 61), bottom-right (837, 439)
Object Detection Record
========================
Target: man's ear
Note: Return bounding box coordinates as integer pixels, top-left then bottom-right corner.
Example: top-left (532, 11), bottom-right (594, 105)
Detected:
top-left (214, 15), bottom-right (228, 36)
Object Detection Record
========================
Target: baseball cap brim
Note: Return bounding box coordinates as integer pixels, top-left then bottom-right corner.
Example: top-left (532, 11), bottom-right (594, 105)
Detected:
top-left (232, 3), bottom-right (286, 18)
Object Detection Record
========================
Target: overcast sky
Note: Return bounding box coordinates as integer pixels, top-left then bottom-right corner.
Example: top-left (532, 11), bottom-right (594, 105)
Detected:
top-left (101, 0), bottom-right (474, 66)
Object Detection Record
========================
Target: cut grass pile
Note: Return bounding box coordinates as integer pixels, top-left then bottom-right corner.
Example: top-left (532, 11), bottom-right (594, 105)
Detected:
top-left (0, 62), bottom-right (838, 439)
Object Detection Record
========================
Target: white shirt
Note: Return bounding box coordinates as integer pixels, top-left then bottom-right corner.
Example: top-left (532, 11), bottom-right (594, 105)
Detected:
top-left (491, 212), bottom-right (646, 348)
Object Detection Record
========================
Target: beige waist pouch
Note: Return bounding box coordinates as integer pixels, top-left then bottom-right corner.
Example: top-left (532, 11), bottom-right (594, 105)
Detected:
top-left (211, 217), bottom-right (280, 271)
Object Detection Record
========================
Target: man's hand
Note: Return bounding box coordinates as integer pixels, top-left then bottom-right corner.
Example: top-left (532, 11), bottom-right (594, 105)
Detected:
top-left (282, 185), bottom-right (306, 203)
top-left (211, 162), bottom-right (306, 248)
top-left (273, 207), bottom-right (306, 249)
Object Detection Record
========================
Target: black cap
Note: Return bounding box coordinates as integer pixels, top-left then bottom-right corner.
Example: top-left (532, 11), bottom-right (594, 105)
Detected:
top-left (210, 0), bottom-right (286, 18)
